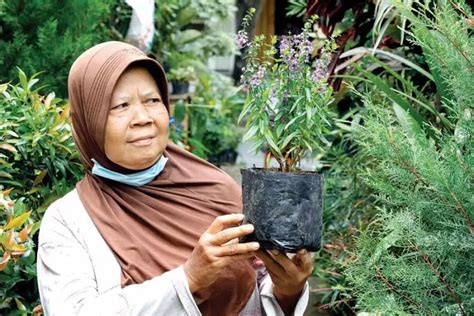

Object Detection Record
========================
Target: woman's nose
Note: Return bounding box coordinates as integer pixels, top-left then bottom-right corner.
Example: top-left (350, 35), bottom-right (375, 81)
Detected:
top-left (131, 103), bottom-right (153, 126)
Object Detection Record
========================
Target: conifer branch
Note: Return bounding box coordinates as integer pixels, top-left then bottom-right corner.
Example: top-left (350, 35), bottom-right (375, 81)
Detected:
top-left (375, 267), bottom-right (428, 314)
top-left (447, 0), bottom-right (470, 19)
top-left (436, 30), bottom-right (474, 70)
top-left (448, 191), bottom-right (474, 233)
top-left (410, 242), bottom-right (466, 315)
top-left (386, 128), bottom-right (474, 233)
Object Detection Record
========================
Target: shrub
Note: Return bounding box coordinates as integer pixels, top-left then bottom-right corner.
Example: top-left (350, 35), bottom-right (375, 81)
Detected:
top-left (0, 69), bottom-right (83, 216)
top-left (347, 1), bottom-right (473, 314)
top-left (0, 0), bottom-right (114, 97)
top-left (0, 188), bottom-right (40, 315)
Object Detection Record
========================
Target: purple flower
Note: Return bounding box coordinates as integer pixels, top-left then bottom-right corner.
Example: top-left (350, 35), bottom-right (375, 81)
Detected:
top-left (236, 30), bottom-right (248, 49)
top-left (289, 58), bottom-right (298, 72)
top-left (250, 66), bottom-right (265, 87)
top-left (311, 60), bottom-right (329, 82)
top-left (279, 34), bottom-right (312, 71)
top-left (298, 34), bottom-right (313, 63)
top-left (279, 36), bottom-right (291, 56)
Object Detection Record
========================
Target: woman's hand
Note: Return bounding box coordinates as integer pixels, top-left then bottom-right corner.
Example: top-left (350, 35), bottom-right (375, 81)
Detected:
top-left (183, 214), bottom-right (260, 293)
top-left (256, 249), bottom-right (313, 314)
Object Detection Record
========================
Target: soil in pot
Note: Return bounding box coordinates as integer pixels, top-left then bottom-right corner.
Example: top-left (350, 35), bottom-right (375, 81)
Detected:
top-left (240, 168), bottom-right (323, 252)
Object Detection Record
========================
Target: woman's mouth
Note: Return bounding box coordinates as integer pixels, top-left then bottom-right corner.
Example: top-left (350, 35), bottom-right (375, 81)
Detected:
top-left (129, 136), bottom-right (154, 146)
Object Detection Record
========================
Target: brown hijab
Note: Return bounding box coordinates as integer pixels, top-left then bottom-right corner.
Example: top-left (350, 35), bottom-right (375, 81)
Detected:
top-left (68, 41), bottom-right (256, 315)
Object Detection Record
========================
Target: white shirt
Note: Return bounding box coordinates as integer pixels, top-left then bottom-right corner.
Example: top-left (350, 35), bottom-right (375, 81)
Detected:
top-left (37, 190), bottom-right (309, 315)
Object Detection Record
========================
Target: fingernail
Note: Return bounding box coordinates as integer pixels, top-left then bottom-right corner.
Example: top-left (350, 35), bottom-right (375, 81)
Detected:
top-left (235, 214), bottom-right (244, 220)
top-left (244, 224), bottom-right (254, 232)
top-left (251, 242), bottom-right (260, 250)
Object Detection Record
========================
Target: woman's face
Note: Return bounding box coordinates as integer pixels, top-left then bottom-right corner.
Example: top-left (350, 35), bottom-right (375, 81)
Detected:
top-left (104, 66), bottom-right (169, 170)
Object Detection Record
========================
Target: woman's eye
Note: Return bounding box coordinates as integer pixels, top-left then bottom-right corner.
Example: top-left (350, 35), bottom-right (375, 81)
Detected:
top-left (112, 103), bottom-right (128, 110)
top-left (146, 98), bottom-right (161, 104)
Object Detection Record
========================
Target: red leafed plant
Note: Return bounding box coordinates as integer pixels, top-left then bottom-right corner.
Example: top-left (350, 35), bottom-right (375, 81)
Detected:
top-left (0, 188), bottom-right (40, 313)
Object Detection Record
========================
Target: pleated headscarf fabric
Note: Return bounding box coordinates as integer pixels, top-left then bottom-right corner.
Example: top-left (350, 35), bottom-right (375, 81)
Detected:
top-left (68, 41), bottom-right (256, 315)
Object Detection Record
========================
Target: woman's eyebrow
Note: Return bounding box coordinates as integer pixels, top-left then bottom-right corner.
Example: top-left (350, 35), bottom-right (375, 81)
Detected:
top-left (142, 92), bottom-right (162, 99)
top-left (113, 95), bottom-right (130, 103)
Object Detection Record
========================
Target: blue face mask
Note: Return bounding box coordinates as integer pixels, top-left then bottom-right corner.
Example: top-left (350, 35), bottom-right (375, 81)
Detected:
top-left (91, 155), bottom-right (168, 187)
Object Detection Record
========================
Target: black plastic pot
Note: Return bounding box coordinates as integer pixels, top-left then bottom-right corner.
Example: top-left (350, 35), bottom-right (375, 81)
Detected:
top-left (208, 147), bottom-right (238, 166)
top-left (240, 168), bottom-right (323, 252)
top-left (171, 80), bottom-right (190, 94)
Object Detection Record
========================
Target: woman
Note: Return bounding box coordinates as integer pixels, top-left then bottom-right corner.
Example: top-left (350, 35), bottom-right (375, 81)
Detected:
top-left (37, 41), bottom-right (313, 315)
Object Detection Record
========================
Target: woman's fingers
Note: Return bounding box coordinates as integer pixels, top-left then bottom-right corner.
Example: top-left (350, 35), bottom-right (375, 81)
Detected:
top-left (206, 213), bottom-right (244, 234)
top-left (267, 250), bottom-right (297, 273)
top-left (295, 249), bottom-right (313, 273)
top-left (215, 252), bottom-right (256, 268)
top-left (215, 241), bottom-right (259, 257)
top-left (222, 238), bottom-right (239, 246)
top-left (256, 250), bottom-right (287, 277)
top-left (211, 224), bottom-right (254, 245)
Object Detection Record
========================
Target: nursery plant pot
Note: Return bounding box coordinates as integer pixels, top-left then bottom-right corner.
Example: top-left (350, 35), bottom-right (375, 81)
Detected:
top-left (208, 147), bottom-right (238, 166)
top-left (240, 168), bottom-right (323, 252)
top-left (171, 80), bottom-right (190, 94)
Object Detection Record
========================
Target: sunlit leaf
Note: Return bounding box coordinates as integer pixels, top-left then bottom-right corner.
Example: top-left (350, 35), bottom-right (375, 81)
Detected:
top-left (17, 68), bottom-right (28, 91)
top-left (0, 144), bottom-right (17, 153)
top-left (14, 298), bottom-right (27, 312)
top-left (243, 125), bottom-right (258, 142)
top-left (0, 252), bottom-right (11, 271)
top-left (19, 224), bottom-right (33, 242)
top-left (2, 188), bottom-right (13, 196)
top-left (3, 211), bottom-right (31, 230)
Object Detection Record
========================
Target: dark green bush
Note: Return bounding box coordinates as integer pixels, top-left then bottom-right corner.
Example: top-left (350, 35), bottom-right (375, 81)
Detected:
top-left (0, 0), bottom-right (114, 97)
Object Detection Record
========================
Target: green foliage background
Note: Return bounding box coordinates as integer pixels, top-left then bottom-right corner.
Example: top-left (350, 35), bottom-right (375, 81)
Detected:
top-left (0, 0), bottom-right (114, 97)
top-left (0, 0), bottom-right (472, 315)
top-left (344, 1), bottom-right (473, 314)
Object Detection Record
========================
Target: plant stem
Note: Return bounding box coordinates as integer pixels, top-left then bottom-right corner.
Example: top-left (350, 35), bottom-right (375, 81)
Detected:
top-left (410, 241), bottom-right (466, 315)
top-left (386, 128), bottom-right (474, 233)
top-left (375, 266), bottom-right (428, 314)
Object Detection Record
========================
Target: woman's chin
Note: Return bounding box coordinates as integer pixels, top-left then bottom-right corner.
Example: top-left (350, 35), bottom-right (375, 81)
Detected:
top-left (126, 154), bottom-right (161, 171)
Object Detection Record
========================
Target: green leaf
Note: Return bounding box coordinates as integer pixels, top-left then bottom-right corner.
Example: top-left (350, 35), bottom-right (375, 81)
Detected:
top-left (290, 96), bottom-right (304, 112)
top-left (280, 131), bottom-right (299, 150)
top-left (361, 69), bottom-right (428, 133)
top-left (341, 47), bottom-right (434, 81)
top-left (15, 297), bottom-right (27, 313)
top-left (284, 115), bottom-right (300, 131)
top-left (242, 125), bottom-right (258, 142)
top-left (3, 211), bottom-right (31, 230)
top-left (238, 95), bottom-right (253, 123)
top-left (393, 103), bottom-right (424, 146)
top-left (0, 83), bottom-right (8, 94)
top-left (264, 130), bottom-right (282, 157)
top-left (17, 68), bottom-right (28, 92)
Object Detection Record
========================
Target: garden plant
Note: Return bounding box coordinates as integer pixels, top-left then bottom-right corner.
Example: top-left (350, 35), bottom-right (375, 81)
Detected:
top-left (347, 1), bottom-right (473, 314)
top-left (237, 9), bottom-right (337, 252)
top-left (0, 71), bottom-right (83, 314)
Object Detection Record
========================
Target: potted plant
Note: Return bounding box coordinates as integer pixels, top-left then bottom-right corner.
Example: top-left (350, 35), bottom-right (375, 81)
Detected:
top-left (167, 64), bottom-right (196, 94)
top-left (237, 9), bottom-right (336, 252)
